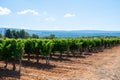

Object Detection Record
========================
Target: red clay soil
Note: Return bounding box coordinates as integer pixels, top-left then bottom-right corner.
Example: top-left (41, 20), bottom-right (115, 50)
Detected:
top-left (1, 46), bottom-right (120, 80)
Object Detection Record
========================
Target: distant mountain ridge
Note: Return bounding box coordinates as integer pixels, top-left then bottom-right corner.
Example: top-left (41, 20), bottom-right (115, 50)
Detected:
top-left (0, 28), bottom-right (120, 37)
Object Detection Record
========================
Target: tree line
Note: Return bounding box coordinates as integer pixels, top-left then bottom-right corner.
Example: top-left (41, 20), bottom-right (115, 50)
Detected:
top-left (0, 29), bottom-right (56, 39)
top-left (4, 29), bottom-right (39, 38)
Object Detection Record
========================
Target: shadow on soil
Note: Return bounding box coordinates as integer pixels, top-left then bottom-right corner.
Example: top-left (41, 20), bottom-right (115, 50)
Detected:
top-left (0, 59), bottom-right (56, 79)
top-left (0, 67), bottom-right (20, 79)
top-left (23, 55), bottom-right (73, 63)
top-left (21, 60), bottom-right (56, 70)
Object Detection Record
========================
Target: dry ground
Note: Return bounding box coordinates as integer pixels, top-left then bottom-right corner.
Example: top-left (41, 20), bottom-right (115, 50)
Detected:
top-left (1, 46), bottom-right (120, 80)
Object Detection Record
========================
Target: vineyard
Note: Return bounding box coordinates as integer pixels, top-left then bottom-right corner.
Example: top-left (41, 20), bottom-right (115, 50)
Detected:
top-left (0, 37), bottom-right (120, 75)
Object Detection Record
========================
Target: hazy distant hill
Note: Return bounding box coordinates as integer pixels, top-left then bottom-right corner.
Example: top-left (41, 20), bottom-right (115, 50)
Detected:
top-left (0, 28), bottom-right (120, 37)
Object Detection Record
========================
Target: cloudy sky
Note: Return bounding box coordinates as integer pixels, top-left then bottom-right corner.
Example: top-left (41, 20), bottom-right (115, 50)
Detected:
top-left (0, 0), bottom-right (120, 30)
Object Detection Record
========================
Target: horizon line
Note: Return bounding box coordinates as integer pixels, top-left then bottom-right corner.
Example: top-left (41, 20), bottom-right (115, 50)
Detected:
top-left (0, 27), bottom-right (120, 31)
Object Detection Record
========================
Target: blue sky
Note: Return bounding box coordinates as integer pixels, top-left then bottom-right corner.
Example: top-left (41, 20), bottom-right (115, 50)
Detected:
top-left (0, 0), bottom-right (120, 31)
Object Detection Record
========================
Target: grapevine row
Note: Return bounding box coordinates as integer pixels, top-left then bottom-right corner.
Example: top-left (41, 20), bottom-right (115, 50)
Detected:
top-left (0, 37), bottom-right (120, 71)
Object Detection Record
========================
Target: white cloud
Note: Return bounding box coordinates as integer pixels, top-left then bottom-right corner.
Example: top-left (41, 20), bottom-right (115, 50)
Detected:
top-left (17, 9), bottom-right (39, 15)
top-left (64, 13), bottom-right (76, 18)
top-left (0, 6), bottom-right (11, 15)
top-left (45, 17), bottom-right (56, 21)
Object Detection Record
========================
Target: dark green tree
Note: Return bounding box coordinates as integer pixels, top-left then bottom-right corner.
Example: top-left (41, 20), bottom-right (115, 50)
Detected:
top-left (19, 29), bottom-right (29, 39)
top-left (44, 34), bottom-right (56, 39)
top-left (0, 33), bottom-right (2, 38)
top-left (32, 34), bottom-right (39, 38)
top-left (49, 34), bottom-right (55, 39)
top-left (12, 30), bottom-right (19, 38)
top-left (5, 29), bottom-right (13, 38)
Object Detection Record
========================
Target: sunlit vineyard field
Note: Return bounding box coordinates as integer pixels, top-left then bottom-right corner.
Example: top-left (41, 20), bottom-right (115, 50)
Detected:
top-left (0, 37), bottom-right (120, 80)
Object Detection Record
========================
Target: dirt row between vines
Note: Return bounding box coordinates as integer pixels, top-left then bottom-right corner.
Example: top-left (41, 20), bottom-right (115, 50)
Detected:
top-left (1, 46), bottom-right (120, 80)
